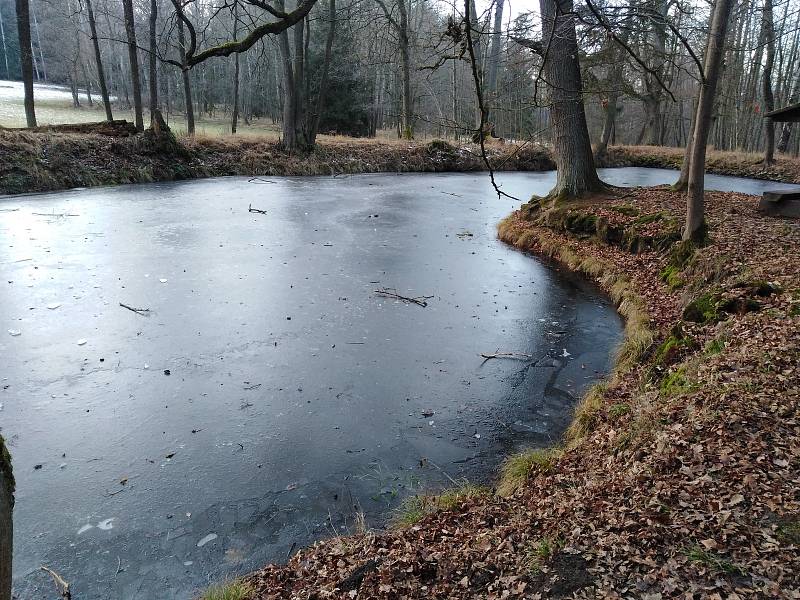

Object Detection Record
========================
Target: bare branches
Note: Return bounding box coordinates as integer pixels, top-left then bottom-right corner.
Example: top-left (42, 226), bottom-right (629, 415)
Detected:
top-left (169, 0), bottom-right (318, 67)
top-left (464, 0), bottom-right (520, 202)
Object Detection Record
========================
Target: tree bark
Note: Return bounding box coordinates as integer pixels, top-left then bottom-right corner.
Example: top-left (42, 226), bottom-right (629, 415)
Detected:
top-left (310, 0), bottom-right (336, 142)
top-left (123, 0), bottom-right (144, 131)
top-left (86, 0), bottom-right (113, 120)
top-left (761, 0), bottom-right (775, 164)
top-left (684, 0), bottom-right (735, 241)
top-left (177, 20), bottom-right (195, 136)
top-left (15, 0), bottom-right (36, 127)
top-left (149, 0), bottom-right (159, 123)
top-left (480, 0), bottom-right (504, 135)
top-left (397, 0), bottom-right (413, 139)
top-left (539, 0), bottom-right (605, 198)
top-left (231, 2), bottom-right (240, 134)
top-left (0, 435), bottom-right (13, 600)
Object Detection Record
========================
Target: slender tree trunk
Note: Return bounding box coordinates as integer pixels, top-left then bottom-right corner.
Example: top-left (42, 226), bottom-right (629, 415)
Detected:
top-left (86, 0), bottom-right (113, 120)
top-left (149, 0), bottom-right (158, 124)
top-left (595, 18), bottom-right (630, 161)
top-left (310, 0), bottom-right (336, 142)
top-left (482, 0), bottom-right (504, 132)
top-left (539, 0), bottom-right (604, 198)
top-left (684, 0), bottom-right (735, 241)
top-left (761, 0), bottom-right (775, 164)
top-left (231, 2), bottom-right (240, 134)
top-left (15, 0), bottom-right (36, 126)
top-left (397, 0), bottom-right (413, 139)
top-left (0, 436), bottom-right (13, 600)
top-left (0, 4), bottom-right (11, 80)
top-left (177, 20), bottom-right (195, 136)
top-left (123, 0), bottom-right (144, 131)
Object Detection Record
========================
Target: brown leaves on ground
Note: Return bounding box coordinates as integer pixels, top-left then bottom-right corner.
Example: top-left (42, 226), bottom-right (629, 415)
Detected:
top-left (246, 187), bottom-right (799, 599)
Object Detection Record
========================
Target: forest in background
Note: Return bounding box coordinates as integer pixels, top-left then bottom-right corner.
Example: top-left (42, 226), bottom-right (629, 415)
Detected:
top-left (0, 0), bottom-right (799, 155)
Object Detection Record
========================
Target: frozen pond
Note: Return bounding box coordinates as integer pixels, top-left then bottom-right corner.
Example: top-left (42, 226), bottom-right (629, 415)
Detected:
top-left (0, 168), bottom-right (787, 598)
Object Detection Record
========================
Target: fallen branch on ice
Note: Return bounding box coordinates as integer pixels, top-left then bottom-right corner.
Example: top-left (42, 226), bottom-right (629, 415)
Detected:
top-left (119, 302), bottom-right (150, 315)
top-left (374, 289), bottom-right (433, 307)
top-left (248, 203), bottom-right (268, 214)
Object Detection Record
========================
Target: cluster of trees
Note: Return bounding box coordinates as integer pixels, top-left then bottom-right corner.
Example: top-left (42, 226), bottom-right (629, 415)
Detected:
top-left (1, 0), bottom-right (796, 156)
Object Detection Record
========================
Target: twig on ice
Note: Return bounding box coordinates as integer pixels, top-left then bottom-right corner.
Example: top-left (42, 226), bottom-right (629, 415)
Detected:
top-left (248, 203), bottom-right (268, 214)
top-left (374, 288), bottom-right (433, 307)
top-left (119, 302), bottom-right (150, 315)
top-left (479, 351), bottom-right (534, 360)
top-left (41, 565), bottom-right (71, 599)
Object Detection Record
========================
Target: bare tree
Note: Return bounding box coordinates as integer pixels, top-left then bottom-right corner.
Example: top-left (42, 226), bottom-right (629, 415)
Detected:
top-left (231, 1), bottom-right (240, 134)
top-left (149, 0), bottom-right (159, 123)
top-left (15, 0), bottom-right (36, 127)
top-left (376, 0), bottom-right (414, 138)
top-left (518, 0), bottom-right (605, 198)
top-left (123, 0), bottom-right (144, 131)
top-left (761, 0), bottom-right (775, 164)
top-left (684, 0), bottom-right (735, 241)
top-left (177, 18), bottom-right (195, 135)
top-left (85, 0), bottom-right (113, 120)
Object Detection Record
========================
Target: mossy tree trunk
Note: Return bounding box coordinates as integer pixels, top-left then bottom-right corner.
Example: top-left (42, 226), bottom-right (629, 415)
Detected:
top-left (0, 435), bottom-right (13, 600)
top-left (539, 0), bottom-right (605, 198)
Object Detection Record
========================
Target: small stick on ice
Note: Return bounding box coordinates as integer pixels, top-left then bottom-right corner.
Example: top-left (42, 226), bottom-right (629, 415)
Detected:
top-left (374, 288), bottom-right (433, 307)
top-left (119, 303), bottom-right (150, 315)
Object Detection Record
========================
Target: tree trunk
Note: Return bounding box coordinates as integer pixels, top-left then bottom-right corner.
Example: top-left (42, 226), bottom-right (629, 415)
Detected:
top-left (482, 0), bottom-right (504, 134)
top-left (0, 436), bottom-right (14, 600)
top-left (177, 20), bottom-right (195, 136)
top-left (231, 2), bottom-right (240, 134)
top-left (310, 0), bottom-right (336, 142)
top-left (86, 0), bottom-right (113, 120)
top-left (123, 0), bottom-right (144, 131)
top-left (149, 0), bottom-right (159, 124)
top-left (684, 0), bottom-right (735, 241)
top-left (15, 0), bottom-right (36, 127)
top-left (0, 4), bottom-right (10, 80)
top-left (397, 0), bottom-right (413, 139)
top-left (540, 0), bottom-right (604, 198)
top-left (761, 0), bottom-right (775, 164)
top-left (277, 15), bottom-right (297, 149)
top-left (595, 19), bottom-right (630, 161)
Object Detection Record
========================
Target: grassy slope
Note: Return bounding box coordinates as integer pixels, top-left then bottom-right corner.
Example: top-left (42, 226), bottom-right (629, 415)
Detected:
top-left (243, 188), bottom-right (799, 598)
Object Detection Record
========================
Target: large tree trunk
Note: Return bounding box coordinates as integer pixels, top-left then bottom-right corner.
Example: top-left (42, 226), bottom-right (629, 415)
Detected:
top-left (540, 0), bottom-right (605, 198)
top-left (15, 0), bottom-right (36, 127)
top-left (277, 17), bottom-right (298, 149)
top-left (684, 0), bottom-right (735, 241)
top-left (149, 0), bottom-right (159, 124)
top-left (0, 436), bottom-right (13, 600)
top-left (310, 0), bottom-right (336, 142)
top-left (177, 20), bottom-right (195, 136)
top-left (641, 0), bottom-right (668, 145)
top-left (761, 0), bottom-right (775, 164)
top-left (123, 0), bottom-right (144, 131)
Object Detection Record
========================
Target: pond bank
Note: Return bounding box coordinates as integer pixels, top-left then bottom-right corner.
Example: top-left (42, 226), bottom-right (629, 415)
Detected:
top-left (2, 130), bottom-right (799, 196)
top-left (244, 187), bottom-right (799, 597)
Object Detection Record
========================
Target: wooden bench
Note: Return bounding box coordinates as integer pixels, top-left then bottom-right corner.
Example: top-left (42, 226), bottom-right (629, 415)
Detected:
top-left (758, 189), bottom-right (800, 218)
